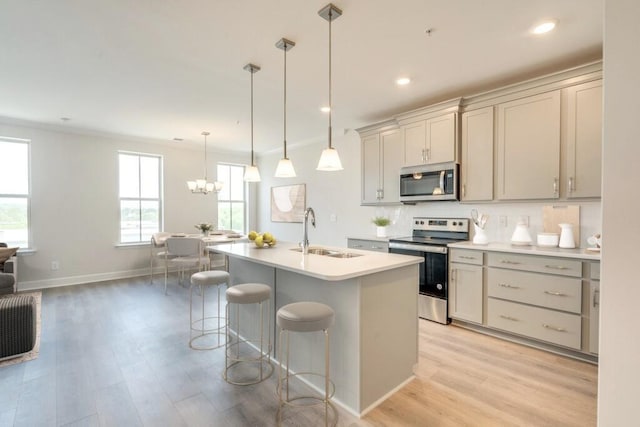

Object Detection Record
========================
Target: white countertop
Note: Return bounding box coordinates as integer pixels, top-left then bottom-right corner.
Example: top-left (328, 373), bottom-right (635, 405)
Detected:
top-left (449, 241), bottom-right (601, 261)
top-left (208, 241), bottom-right (423, 281)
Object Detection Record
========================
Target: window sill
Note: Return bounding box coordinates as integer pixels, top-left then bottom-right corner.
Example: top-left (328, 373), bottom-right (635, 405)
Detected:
top-left (115, 242), bottom-right (151, 249)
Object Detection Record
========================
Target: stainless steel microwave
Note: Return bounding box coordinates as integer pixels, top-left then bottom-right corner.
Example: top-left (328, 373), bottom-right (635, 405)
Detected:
top-left (399, 162), bottom-right (459, 203)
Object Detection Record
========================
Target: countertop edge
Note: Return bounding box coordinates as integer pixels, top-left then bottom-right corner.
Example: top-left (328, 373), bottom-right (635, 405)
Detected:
top-left (209, 242), bottom-right (424, 281)
top-left (448, 241), bottom-right (601, 260)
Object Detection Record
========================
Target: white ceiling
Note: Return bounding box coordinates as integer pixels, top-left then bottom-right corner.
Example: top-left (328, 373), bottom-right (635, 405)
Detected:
top-left (0, 0), bottom-right (602, 153)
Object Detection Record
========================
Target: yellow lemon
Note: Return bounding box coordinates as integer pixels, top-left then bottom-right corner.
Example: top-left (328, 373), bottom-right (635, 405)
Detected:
top-left (248, 230), bottom-right (258, 241)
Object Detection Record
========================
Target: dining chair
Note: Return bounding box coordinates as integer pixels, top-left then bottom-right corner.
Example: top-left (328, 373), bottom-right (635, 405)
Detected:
top-left (150, 232), bottom-right (173, 285)
top-left (164, 237), bottom-right (210, 295)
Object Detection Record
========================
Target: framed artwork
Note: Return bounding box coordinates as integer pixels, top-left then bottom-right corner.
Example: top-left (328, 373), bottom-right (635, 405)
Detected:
top-left (271, 184), bottom-right (306, 223)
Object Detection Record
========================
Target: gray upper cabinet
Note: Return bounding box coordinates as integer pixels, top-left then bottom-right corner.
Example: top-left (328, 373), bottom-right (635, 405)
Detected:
top-left (563, 80), bottom-right (603, 199)
top-left (402, 113), bottom-right (457, 167)
top-left (360, 125), bottom-right (403, 205)
top-left (496, 90), bottom-right (562, 200)
top-left (460, 106), bottom-right (494, 201)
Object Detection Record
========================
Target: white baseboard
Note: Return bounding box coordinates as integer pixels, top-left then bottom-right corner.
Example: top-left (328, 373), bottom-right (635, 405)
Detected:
top-left (18, 267), bottom-right (159, 291)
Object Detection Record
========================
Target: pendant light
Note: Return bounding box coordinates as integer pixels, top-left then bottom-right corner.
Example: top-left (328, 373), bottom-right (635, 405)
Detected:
top-left (187, 131), bottom-right (223, 194)
top-left (274, 38), bottom-right (296, 178)
top-left (243, 63), bottom-right (261, 182)
top-left (316, 3), bottom-right (344, 171)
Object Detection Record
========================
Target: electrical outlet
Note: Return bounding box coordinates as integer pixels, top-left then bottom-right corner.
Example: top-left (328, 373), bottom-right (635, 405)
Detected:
top-left (51, 261), bottom-right (59, 271)
top-left (330, 214), bottom-right (337, 222)
top-left (499, 216), bottom-right (508, 227)
top-left (518, 215), bottom-right (530, 227)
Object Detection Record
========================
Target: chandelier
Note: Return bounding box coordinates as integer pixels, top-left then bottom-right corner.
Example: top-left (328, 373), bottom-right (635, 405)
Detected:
top-left (187, 131), bottom-right (223, 194)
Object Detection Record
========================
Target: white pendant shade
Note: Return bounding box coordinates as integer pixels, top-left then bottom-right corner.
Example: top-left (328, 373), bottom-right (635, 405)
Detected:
top-left (316, 147), bottom-right (343, 171)
top-left (244, 164), bottom-right (261, 182)
top-left (275, 158), bottom-right (296, 178)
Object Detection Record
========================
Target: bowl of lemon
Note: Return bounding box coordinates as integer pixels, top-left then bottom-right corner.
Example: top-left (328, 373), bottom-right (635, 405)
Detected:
top-left (248, 230), bottom-right (277, 248)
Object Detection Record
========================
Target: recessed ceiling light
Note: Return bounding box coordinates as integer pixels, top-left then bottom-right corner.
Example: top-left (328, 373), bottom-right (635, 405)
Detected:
top-left (396, 77), bottom-right (411, 86)
top-left (532, 20), bottom-right (556, 35)
top-left (173, 138), bottom-right (183, 142)
top-left (60, 117), bottom-right (71, 122)
top-left (320, 106), bottom-right (331, 113)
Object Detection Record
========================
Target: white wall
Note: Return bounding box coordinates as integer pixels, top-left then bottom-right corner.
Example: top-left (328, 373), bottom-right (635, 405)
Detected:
top-left (0, 120), bottom-right (247, 289)
top-left (255, 131), bottom-right (601, 248)
top-left (598, 0), bottom-right (640, 424)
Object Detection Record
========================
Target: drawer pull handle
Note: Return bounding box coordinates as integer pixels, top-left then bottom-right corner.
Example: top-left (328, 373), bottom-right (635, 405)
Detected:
top-left (498, 283), bottom-right (520, 289)
top-left (545, 264), bottom-right (569, 270)
top-left (593, 289), bottom-right (600, 308)
top-left (499, 315), bottom-right (519, 322)
top-left (542, 323), bottom-right (566, 332)
top-left (543, 290), bottom-right (567, 297)
top-left (372, 246), bottom-right (383, 250)
top-left (352, 245), bottom-right (363, 248)
top-left (500, 260), bottom-right (520, 265)
top-left (460, 256), bottom-right (476, 260)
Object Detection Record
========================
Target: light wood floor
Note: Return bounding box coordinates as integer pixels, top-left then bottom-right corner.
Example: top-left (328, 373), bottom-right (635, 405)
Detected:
top-left (0, 277), bottom-right (597, 426)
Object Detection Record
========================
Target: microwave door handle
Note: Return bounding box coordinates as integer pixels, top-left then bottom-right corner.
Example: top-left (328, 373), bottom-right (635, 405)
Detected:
top-left (439, 170), bottom-right (445, 190)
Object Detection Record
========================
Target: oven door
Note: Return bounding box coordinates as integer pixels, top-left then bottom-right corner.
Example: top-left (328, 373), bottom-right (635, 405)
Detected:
top-left (423, 251), bottom-right (448, 299)
top-left (388, 242), bottom-right (448, 297)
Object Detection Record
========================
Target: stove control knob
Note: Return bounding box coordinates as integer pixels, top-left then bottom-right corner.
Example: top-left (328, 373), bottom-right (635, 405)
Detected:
top-left (437, 283), bottom-right (443, 290)
top-left (452, 221), bottom-right (457, 226)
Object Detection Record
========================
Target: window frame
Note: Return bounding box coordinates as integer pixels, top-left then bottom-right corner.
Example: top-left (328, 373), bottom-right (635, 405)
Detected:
top-left (0, 137), bottom-right (31, 249)
top-left (117, 151), bottom-right (164, 244)
top-left (216, 163), bottom-right (247, 233)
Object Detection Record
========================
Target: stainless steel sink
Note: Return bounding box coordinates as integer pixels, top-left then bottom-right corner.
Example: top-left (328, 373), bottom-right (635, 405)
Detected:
top-left (326, 252), bottom-right (363, 258)
top-left (289, 247), bottom-right (336, 255)
top-left (290, 247), bottom-right (362, 258)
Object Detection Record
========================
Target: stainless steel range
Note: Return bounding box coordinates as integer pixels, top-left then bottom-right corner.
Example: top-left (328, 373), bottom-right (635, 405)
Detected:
top-left (389, 217), bottom-right (469, 324)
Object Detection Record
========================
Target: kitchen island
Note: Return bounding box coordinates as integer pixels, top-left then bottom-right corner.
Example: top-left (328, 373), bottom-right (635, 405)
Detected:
top-left (209, 241), bottom-right (422, 417)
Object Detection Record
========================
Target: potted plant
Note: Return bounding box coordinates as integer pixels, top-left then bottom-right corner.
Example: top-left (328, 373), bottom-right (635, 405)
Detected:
top-left (372, 216), bottom-right (391, 237)
top-left (195, 223), bottom-right (213, 236)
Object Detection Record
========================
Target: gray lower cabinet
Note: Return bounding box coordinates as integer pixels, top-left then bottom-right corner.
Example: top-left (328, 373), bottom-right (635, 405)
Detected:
top-left (347, 238), bottom-right (389, 253)
top-left (450, 248), bottom-right (600, 359)
top-left (449, 249), bottom-right (483, 324)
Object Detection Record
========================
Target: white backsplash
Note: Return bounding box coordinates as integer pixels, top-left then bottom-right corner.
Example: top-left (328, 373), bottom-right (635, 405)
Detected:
top-left (371, 201), bottom-right (601, 247)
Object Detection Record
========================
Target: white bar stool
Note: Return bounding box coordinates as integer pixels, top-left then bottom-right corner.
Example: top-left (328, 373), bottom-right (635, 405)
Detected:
top-left (224, 283), bottom-right (273, 385)
top-left (189, 270), bottom-right (230, 350)
top-left (276, 301), bottom-right (336, 427)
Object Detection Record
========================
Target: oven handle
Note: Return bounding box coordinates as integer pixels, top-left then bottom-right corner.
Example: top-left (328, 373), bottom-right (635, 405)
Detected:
top-left (389, 242), bottom-right (448, 254)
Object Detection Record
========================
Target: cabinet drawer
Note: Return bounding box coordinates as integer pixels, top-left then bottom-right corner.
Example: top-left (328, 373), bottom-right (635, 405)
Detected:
top-left (450, 249), bottom-right (483, 265)
top-left (487, 298), bottom-right (581, 350)
top-left (347, 239), bottom-right (389, 253)
top-left (488, 268), bottom-right (582, 313)
top-left (487, 252), bottom-right (581, 277)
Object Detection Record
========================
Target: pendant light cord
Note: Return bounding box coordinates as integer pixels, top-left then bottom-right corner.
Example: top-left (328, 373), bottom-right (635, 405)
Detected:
top-left (250, 70), bottom-right (255, 166)
top-left (283, 42), bottom-right (288, 159)
top-left (328, 8), bottom-right (333, 149)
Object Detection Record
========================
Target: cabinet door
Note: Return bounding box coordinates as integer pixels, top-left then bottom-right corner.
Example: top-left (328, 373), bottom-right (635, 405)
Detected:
top-left (497, 91), bottom-right (561, 200)
top-left (461, 107), bottom-right (494, 201)
top-left (565, 80), bottom-right (602, 198)
top-left (361, 134), bottom-right (381, 204)
top-left (427, 113), bottom-right (456, 164)
top-left (402, 121), bottom-right (426, 167)
top-left (449, 262), bottom-right (483, 324)
top-left (380, 129), bottom-right (402, 203)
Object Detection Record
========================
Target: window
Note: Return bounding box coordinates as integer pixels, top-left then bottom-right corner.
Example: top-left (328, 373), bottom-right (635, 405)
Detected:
top-left (0, 138), bottom-right (30, 248)
top-left (118, 152), bottom-right (163, 243)
top-left (217, 164), bottom-right (246, 232)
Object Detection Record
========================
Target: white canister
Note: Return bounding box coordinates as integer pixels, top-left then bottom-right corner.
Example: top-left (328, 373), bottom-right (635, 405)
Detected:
top-left (376, 226), bottom-right (387, 237)
top-left (558, 223), bottom-right (576, 248)
top-left (472, 225), bottom-right (489, 245)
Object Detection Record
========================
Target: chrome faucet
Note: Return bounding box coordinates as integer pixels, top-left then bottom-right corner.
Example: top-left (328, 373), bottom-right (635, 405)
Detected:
top-left (301, 207), bottom-right (316, 254)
